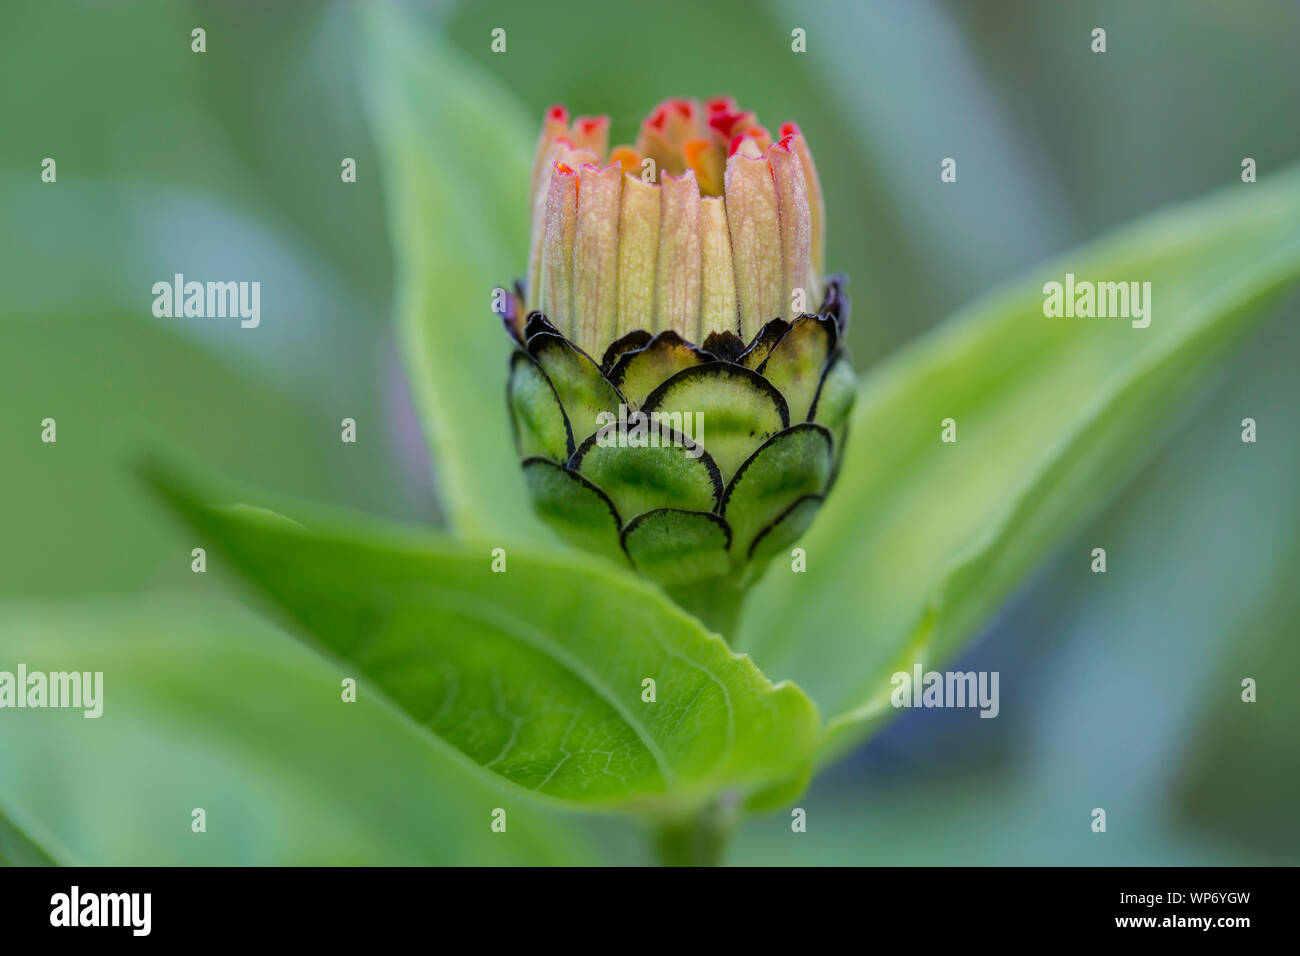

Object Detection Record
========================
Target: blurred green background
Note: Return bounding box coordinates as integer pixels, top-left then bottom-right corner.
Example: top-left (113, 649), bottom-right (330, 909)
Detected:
top-left (2, 0), bottom-right (1297, 864)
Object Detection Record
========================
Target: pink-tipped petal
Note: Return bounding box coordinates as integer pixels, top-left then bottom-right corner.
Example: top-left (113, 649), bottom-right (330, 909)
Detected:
top-left (727, 126), bottom-right (772, 158)
top-left (540, 162), bottom-right (579, 335)
top-left (571, 115), bottom-right (610, 160)
top-left (655, 169), bottom-right (703, 338)
top-left (637, 102), bottom-right (684, 178)
top-left (572, 163), bottom-right (623, 354)
top-left (782, 125), bottom-right (826, 280)
top-left (528, 143), bottom-right (597, 311)
top-left (663, 98), bottom-right (699, 144)
top-left (724, 149), bottom-right (783, 340)
top-left (616, 174), bottom-right (661, 337)
top-left (530, 105), bottom-right (570, 203)
top-left (523, 100), bottom-right (830, 352)
top-left (769, 138), bottom-right (816, 316)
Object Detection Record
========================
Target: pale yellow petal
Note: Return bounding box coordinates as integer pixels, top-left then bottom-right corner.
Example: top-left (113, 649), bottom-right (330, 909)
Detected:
top-left (654, 169), bottom-right (702, 339)
top-left (572, 163), bottom-right (623, 354)
top-left (616, 175), bottom-right (661, 338)
top-left (783, 126), bottom-right (825, 284)
top-left (769, 140), bottom-right (813, 316)
top-left (540, 163), bottom-right (579, 335)
top-left (699, 196), bottom-right (737, 337)
top-left (724, 148), bottom-right (782, 340)
top-left (528, 143), bottom-right (596, 312)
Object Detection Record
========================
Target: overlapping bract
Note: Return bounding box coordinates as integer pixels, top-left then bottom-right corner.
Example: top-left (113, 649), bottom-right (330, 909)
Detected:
top-left (502, 98), bottom-right (855, 588)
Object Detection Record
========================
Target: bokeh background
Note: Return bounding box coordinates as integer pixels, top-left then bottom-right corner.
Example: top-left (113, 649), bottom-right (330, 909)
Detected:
top-left (2, 0), bottom-right (1297, 864)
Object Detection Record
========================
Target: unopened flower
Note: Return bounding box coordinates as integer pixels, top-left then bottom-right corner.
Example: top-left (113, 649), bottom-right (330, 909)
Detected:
top-left (502, 97), bottom-right (854, 591)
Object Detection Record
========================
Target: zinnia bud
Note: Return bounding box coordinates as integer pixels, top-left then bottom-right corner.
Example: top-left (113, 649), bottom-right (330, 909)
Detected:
top-left (502, 97), bottom-right (855, 594)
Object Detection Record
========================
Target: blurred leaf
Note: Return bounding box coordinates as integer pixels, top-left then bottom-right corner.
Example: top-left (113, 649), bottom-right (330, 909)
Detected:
top-left (0, 805), bottom-right (55, 866)
top-left (0, 1), bottom-right (390, 306)
top-left (1174, 536), bottom-right (1300, 861)
top-left (0, 313), bottom-right (404, 597)
top-left (765, 0), bottom-right (1071, 330)
top-left (356, 3), bottom-right (548, 543)
top-left (141, 460), bottom-right (822, 815)
top-left (737, 167), bottom-right (1300, 759)
top-left (0, 596), bottom-right (588, 865)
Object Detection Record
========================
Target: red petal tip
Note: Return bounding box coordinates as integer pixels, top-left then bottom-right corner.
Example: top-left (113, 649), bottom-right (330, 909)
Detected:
top-left (709, 111), bottom-right (740, 136)
top-left (709, 109), bottom-right (756, 139)
top-left (727, 128), bottom-right (767, 157)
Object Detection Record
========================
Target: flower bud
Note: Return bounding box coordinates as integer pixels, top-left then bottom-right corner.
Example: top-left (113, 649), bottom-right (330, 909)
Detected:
top-left (504, 98), bottom-right (853, 593)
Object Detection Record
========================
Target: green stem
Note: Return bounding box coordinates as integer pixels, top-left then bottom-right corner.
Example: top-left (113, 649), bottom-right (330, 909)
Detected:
top-left (666, 579), bottom-right (747, 641)
top-left (654, 584), bottom-right (747, 865)
top-left (652, 800), bottom-right (736, 867)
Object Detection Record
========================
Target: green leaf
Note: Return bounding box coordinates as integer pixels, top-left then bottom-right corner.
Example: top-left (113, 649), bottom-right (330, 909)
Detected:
top-left (141, 461), bottom-right (821, 815)
top-left (0, 312), bottom-right (407, 596)
top-left (356, 3), bottom-right (547, 542)
top-left (0, 804), bottom-right (56, 866)
top-left (0, 597), bottom-right (588, 865)
top-left (738, 167), bottom-right (1300, 760)
top-left (1173, 534), bottom-right (1300, 860)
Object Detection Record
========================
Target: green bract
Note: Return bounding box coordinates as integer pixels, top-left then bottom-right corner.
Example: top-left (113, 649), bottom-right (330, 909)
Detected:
top-left (504, 279), bottom-right (855, 588)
